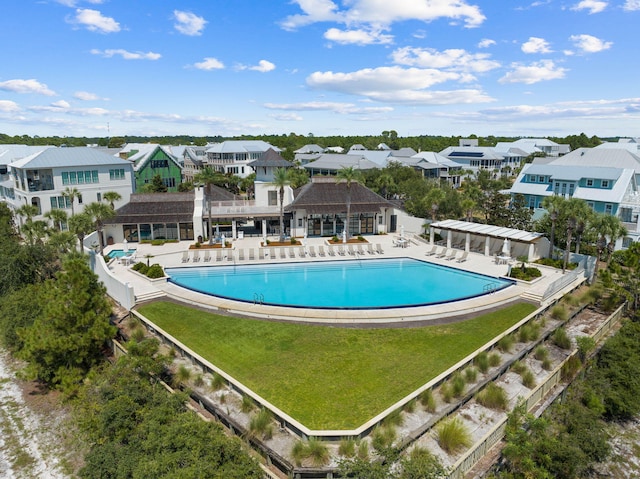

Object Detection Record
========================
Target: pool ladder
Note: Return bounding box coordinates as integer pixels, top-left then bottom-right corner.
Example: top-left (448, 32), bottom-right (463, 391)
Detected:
top-left (253, 293), bottom-right (264, 305)
top-left (483, 283), bottom-right (497, 294)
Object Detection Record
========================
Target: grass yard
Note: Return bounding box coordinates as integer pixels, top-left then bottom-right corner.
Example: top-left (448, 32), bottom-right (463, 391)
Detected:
top-left (137, 301), bottom-right (536, 430)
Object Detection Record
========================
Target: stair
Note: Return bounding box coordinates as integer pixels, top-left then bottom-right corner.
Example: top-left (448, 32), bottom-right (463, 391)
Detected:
top-left (135, 290), bottom-right (167, 303)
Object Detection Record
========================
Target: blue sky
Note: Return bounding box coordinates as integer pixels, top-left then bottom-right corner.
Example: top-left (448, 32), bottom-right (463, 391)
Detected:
top-left (1, 0), bottom-right (638, 139)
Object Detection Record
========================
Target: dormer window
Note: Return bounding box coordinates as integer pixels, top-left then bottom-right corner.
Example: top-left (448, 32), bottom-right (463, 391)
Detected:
top-left (586, 179), bottom-right (593, 187)
top-left (602, 180), bottom-right (609, 188)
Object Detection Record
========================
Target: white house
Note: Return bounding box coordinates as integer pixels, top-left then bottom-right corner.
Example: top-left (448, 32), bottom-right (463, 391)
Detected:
top-left (205, 140), bottom-right (280, 178)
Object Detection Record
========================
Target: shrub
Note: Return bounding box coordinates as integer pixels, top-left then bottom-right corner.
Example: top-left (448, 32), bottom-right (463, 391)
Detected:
top-left (563, 294), bottom-right (580, 307)
top-left (509, 266), bottom-right (542, 281)
top-left (193, 373), bottom-right (204, 387)
top-left (534, 345), bottom-right (548, 361)
top-left (542, 357), bottom-right (553, 371)
top-left (132, 261), bottom-right (147, 273)
top-left (497, 334), bottom-right (515, 353)
top-left (291, 440), bottom-right (306, 466)
top-left (550, 305), bottom-right (568, 322)
top-left (248, 408), bottom-right (274, 440)
top-left (151, 239), bottom-right (165, 246)
top-left (372, 426), bottom-right (396, 451)
top-left (476, 383), bottom-right (508, 410)
top-left (241, 395), bottom-right (255, 413)
top-left (130, 327), bottom-right (146, 342)
top-left (518, 323), bottom-right (540, 343)
top-left (521, 370), bottom-right (536, 388)
top-left (403, 399), bottom-right (417, 414)
top-left (475, 351), bottom-right (489, 373)
top-left (511, 360), bottom-right (526, 375)
top-left (436, 417), bottom-right (472, 454)
top-left (451, 372), bottom-right (466, 398)
top-left (419, 389), bottom-right (436, 412)
top-left (553, 328), bottom-right (572, 350)
top-left (339, 438), bottom-right (356, 457)
top-left (194, 242), bottom-right (201, 248)
top-left (357, 440), bottom-right (369, 459)
top-left (440, 383), bottom-right (453, 403)
top-left (174, 364), bottom-right (191, 387)
top-left (464, 367), bottom-right (478, 383)
top-left (383, 408), bottom-right (403, 427)
top-left (577, 336), bottom-right (596, 362)
top-left (145, 264), bottom-right (165, 279)
top-left (210, 372), bottom-right (225, 391)
top-left (489, 352), bottom-right (502, 367)
top-left (290, 237), bottom-right (298, 245)
top-left (357, 235), bottom-right (365, 241)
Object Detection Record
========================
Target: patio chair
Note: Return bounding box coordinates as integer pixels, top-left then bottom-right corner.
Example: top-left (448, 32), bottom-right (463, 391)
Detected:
top-left (215, 249), bottom-right (223, 262)
top-left (357, 244), bottom-right (365, 255)
top-left (446, 250), bottom-right (458, 261)
top-left (181, 250), bottom-right (189, 263)
top-left (270, 248), bottom-right (276, 259)
top-left (327, 245), bottom-right (336, 256)
top-left (203, 250), bottom-right (211, 262)
top-left (309, 245), bottom-right (317, 257)
top-left (456, 251), bottom-right (469, 263)
top-left (436, 248), bottom-right (450, 259)
top-left (347, 244), bottom-right (356, 256)
top-left (366, 243), bottom-right (375, 255)
top-left (425, 244), bottom-right (438, 256)
top-left (280, 248), bottom-right (287, 259)
top-left (237, 249), bottom-right (245, 261)
top-left (192, 249), bottom-right (201, 262)
top-left (289, 247), bottom-right (296, 258)
top-left (375, 243), bottom-right (384, 254)
top-left (337, 245), bottom-right (346, 256)
top-left (227, 250), bottom-right (234, 261)
top-left (258, 249), bottom-right (265, 260)
top-left (121, 251), bottom-right (136, 266)
top-left (318, 245), bottom-right (326, 257)
top-left (298, 246), bottom-right (306, 257)
top-left (248, 248), bottom-right (255, 261)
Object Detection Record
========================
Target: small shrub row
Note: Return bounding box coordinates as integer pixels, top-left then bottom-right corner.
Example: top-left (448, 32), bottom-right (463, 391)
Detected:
top-left (131, 262), bottom-right (165, 279)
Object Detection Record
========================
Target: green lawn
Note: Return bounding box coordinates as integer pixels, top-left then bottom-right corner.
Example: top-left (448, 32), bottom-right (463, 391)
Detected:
top-left (137, 301), bottom-right (536, 430)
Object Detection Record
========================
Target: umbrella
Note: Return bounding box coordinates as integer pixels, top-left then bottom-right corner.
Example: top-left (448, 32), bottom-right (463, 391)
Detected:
top-left (342, 230), bottom-right (347, 243)
top-left (123, 239), bottom-right (129, 252)
top-left (502, 238), bottom-right (510, 255)
top-left (221, 234), bottom-right (226, 249)
top-left (400, 225), bottom-right (405, 239)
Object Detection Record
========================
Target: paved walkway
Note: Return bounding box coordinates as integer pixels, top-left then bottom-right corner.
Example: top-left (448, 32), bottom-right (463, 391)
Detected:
top-left (105, 234), bottom-right (571, 324)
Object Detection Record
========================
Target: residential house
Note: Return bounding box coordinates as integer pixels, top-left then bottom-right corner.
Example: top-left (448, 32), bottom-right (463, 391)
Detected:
top-left (117, 143), bottom-right (183, 192)
top-left (396, 152), bottom-right (464, 187)
top-left (303, 153), bottom-right (379, 176)
top-left (438, 145), bottom-right (506, 173)
top-left (7, 147), bottom-right (134, 219)
top-left (182, 146), bottom-right (207, 182)
top-left (0, 145), bottom-right (55, 202)
top-left (205, 140), bottom-right (279, 178)
top-left (495, 138), bottom-right (570, 157)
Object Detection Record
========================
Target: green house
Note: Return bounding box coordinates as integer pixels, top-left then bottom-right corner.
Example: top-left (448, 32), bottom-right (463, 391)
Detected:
top-left (119, 144), bottom-right (183, 192)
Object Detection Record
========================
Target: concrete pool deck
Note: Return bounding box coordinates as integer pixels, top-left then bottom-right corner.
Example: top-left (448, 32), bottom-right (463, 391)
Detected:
top-left (105, 234), bottom-right (582, 324)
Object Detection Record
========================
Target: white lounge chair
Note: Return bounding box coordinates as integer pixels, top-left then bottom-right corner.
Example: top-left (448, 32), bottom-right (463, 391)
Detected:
top-left (309, 245), bottom-right (317, 257)
top-left (375, 243), bottom-right (384, 254)
top-left (192, 249), bottom-right (201, 262)
top-left (203, 250), bottom-right (211, 262)
top-left (436, 248), bottom-right (450, 259)
top-left (280, 248), bottom-right (287, 259)
top-left (181, 250), bottom-right (189, 263)
top-left (456, 251), bottom-right (469, 263)
top-left (318, 245), bottom-right (326, 257)
top-left (327, 245), bottom-right (336, 256)
top-left (258, 249), bottom-right (265, 260)
top-left (337, 245), bottom-right (346, 256)
top-left (289, 247), bottom-right (296, 258)
top-left (270, 248), bottom-right (276, 259)
top-left (366, 243), bottom-right (375, 255)
top-left (425, 244), bottom-right (438, 256)
top-left (446, 250), bottom-right (458, 261)
top-left (215, 249), bottom-right (223, 262)
top-left (347, 244), bottom-right (356, 256)
top-left (357, 244), bottom-right (365, 255)
top-left (238, 249), bottom-right (245, 261)
top-left (298, 246), bottom-right (306, 257)
top-left (248, 248), bottom-right (255, 261)
top-left (227, 250), bottom-right (234, 261)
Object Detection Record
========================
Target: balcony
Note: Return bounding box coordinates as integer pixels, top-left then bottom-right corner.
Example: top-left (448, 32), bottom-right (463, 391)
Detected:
top-left (205, 200), bottom-right (279, 217)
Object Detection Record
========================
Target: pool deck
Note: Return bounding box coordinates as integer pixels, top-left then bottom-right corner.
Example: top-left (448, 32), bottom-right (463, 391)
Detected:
top-left (105, 235), bottom-right (581, 324)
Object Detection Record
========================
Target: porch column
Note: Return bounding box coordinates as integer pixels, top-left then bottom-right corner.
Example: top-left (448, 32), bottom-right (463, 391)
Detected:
top-left (261, 219), bottom-right (267, 241)
top-left (484, 236), bottom-right (491, 256)
top-left (528, 242), bottom-right (535, 261)
top-left (465, 232), bottom-right (471, 252)
top-left (446, 230), bottom-right (452, 249)
top-left (429, 226), bottom-right (435, 245)
top-left (231, 220), bottom-right (237, 240)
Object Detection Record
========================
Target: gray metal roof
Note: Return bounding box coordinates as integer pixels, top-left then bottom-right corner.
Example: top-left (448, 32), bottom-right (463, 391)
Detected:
top-left (551, 147), bottom-right (640, 172)
top-left (0, 145), bottom-right (55, 165)
top-left (206, 140), bottom-right (279, 154)
top-left (303, 154), bottom-right (379, 171)
top-left (525, 164), bottom-right (623, 181)
top-left (10, 147), bottom-right (133, 169)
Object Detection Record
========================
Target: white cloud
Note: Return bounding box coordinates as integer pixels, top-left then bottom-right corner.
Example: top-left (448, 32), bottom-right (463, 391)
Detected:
top-left (0, 79), bottom-right (56, 96)
top-left (391, 47), bottom-right (500, 73)
top-left (51, 100), bottom-right (71, 109)
top-left (624, 0), bottom-right (640, 11)
top-left (269, 113), bottom-right (304, 121)
top-left (0, 100), bottom-right (20, 112)
top-left (521, 37), bottom-right (552, 54)
top-left (56, 0), bottom-right (104, 6)
top-left (571, 0), bottom-right (608, 14)
top-left (281, 0), bottom-right (486, 31)
top-left (324, 27), bottom-right (393, 45)
top-left (193, 57), bottom-right (225, 70)
top-left (499, 60), bottom-right (567, 84)
top-left (74, 91), bottom-right (99, 101)
top-left (236, 60), bottom-right (276, 72)
top-left (70, 8), bottom-right (120, 33)
top-left (306, 66), bottom-right (494, 104)
top-left (264, 101), bottom-right (393, 114)
top-left (477, 38), bottom-right (496, 48)
top-left (90, 49), bottom-right (161, 60)
top-left (173, 10), bottom-right (207, 36)
top-left (569, 34), bottom-right (612, 53)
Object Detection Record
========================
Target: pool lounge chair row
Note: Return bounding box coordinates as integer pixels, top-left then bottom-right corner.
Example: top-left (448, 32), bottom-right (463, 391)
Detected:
top-left (425, 246), bottom-right (468, 263)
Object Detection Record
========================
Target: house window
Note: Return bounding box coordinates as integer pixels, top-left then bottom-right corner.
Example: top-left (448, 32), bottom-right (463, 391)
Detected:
top-left (587, 202), bottom-right (595, 210)
top-left (150, 159), bottom-right (169, 168)
top-left (602, 180), bottom-right (609, 188)
top-left (623, 237), bottom-right (633, 248)
top-left (586, 179), bottom-right (593, 187)
top-left (569, 184), bottom-right (575, 197)
top-left (61, 170), bottom-right (98, 184)
top-left (605, 203), bottom-right (613, 215)
top-left (268, 191), bottom-right (278, 206)
top-left (109, 169), bottom-right (125, 180)
top-left (162, 178), bottom-right (176, 188)
top-left (539, 176), bottom-right (545, 183)
top-left (97, 192), bottom-right (101, 202)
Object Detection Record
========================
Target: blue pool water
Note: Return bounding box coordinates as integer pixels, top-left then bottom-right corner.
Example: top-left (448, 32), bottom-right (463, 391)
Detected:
top-left (108, 249), bottom-right (136, 258)
top-left (166, 258), bottom-right (513, 310)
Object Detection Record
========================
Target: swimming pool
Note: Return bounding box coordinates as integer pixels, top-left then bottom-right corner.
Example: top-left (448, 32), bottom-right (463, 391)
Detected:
top-left (166, 258), bottom-right (514, 310)
top-left (108, 249), bottom-right (136, 258)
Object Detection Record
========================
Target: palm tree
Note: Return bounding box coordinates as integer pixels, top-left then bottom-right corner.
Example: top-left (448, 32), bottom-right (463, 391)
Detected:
top-left (102, 191), bottom-right (122, 209)
top-left (271, 167), bottom-right (291, 242)
top-left (44, 208), bottom-right (68, 232)
top-left (84, 201), bottom-right (115, 255)
top-left (68, 212), bottom-right (94, 254)
top-left (542, 195), bottom-right (565, 259)
top-left (425, 187), bottom-right (446, 222)
top-left (61, 187), bottom-right (81, 216)
top-left (194, 167), bottom-right (225, 245)
top-left (375, 173), bottom-right (395, 199)
top-left (336, 166), bottom-right (362, 240)
top-left (460, 198), bottom-right (476, 222)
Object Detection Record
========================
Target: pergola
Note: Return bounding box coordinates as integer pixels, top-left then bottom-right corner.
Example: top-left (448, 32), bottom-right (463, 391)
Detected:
top-left (430, 219), bottom-right (549, 260)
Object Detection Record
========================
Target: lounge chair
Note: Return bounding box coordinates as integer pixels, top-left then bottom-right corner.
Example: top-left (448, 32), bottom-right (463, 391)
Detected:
top-left (258, 249), bottom-right (265, 260)
top-left (318, 245), bottom-right (326, 257)
top-left (248, 248), bottom-right (255, 261)
top-left (456, 251), bottom-right (469, 263)
top-left (446, 250), bottom-right (458, 261)
top-left (289, 247), bottom-right (296, 258)
top-left (347, 244), bottom-right (356, 256)
top-left (227, 250), bottom-right (234, 261)
top-left (425, 244), bottom-right (438, 256)
top-left (203, 250), bottom-right (211, 262)
top-left (375, 243), bottom-right (384, 254)
top-left (357, 244), bottom-right (365, 255)
top-left (337, 245), bottom-right (346, 256)
top-left (215, 249), bottom-right (223, 262)
top-left (192, 249), bottom-right (201, 262)
top-left (309, 245), bottom-right (317, 257)
top-left (298, 246), bottom-right (306, 257)
top-left (181, 250), bottom-right (190, 263)
top-left (366, 243), bottom-right (375, 255)
top-left (436, 248), bottom-right (450, 259)
top-left (280, 248), bottom-right (287, 259)
top-left (238, 249), bottom-right (245, 261)
top-left (270, 248), bottom-right (276, 259)
top-left (327, 245), bottom-right (336, 256)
